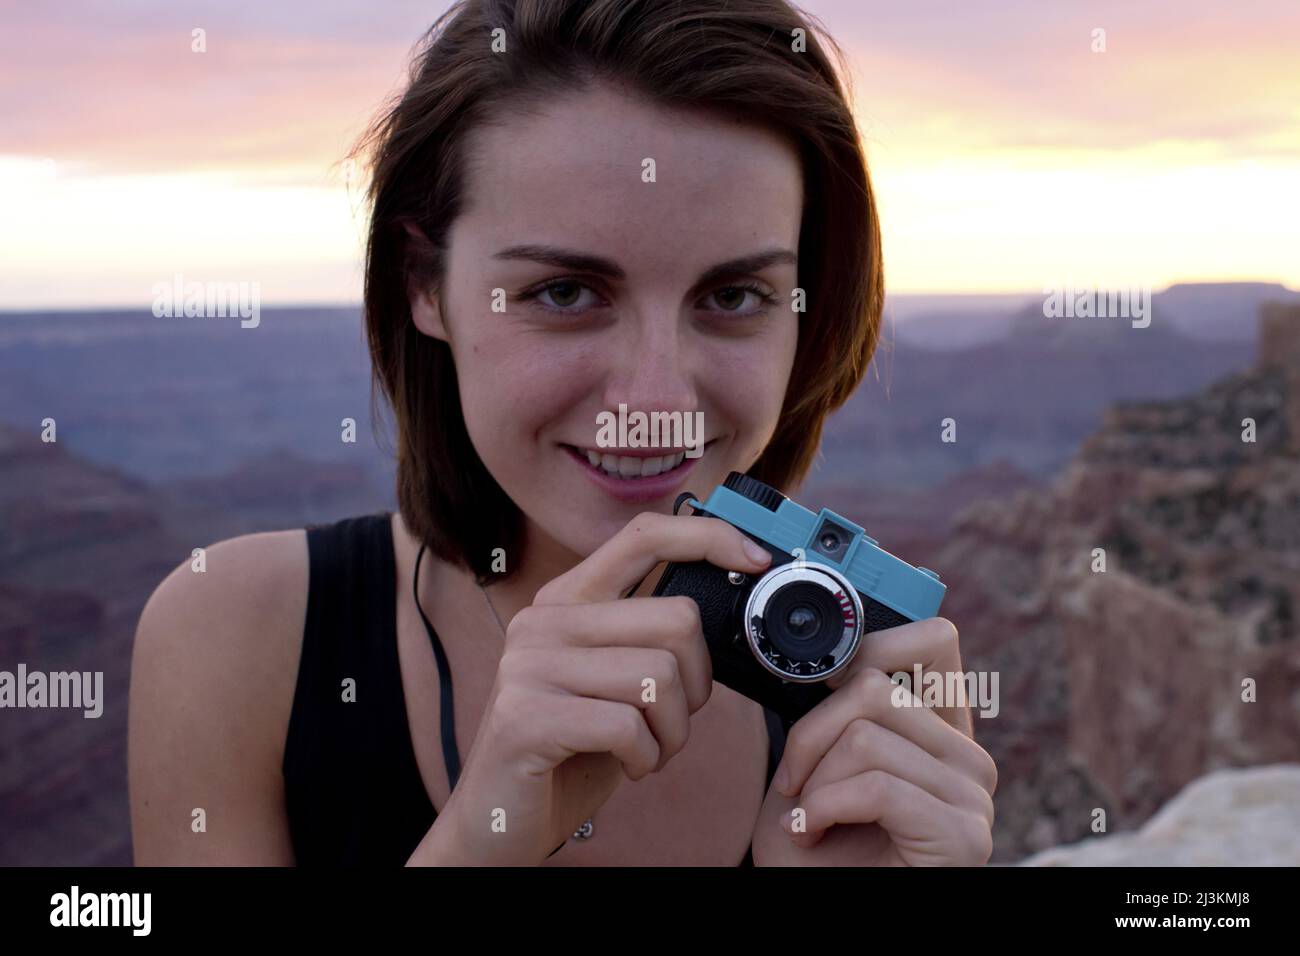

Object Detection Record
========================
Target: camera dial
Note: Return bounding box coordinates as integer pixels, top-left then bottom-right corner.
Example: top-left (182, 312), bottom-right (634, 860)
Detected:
top-left (743, 561), bottom-right (863, 683)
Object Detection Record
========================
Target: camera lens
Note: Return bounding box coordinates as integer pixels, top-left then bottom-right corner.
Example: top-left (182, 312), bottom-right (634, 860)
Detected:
top-left (764, 581), bottom-right (842, 661)
top-left (786, 604), bottom-right (820, 639)
top-left (744, 562), bottom-right (864, 683)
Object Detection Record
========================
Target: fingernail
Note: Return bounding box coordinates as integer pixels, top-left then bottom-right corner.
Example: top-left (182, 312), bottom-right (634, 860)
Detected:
top-left (773, 764), bottom-right (790, 794)
top-left (743, 538), bottom-right (771, 565)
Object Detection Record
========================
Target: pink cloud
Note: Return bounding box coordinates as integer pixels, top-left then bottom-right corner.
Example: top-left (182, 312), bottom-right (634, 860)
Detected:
top-left (2, 0), bottom-right (1297, 178)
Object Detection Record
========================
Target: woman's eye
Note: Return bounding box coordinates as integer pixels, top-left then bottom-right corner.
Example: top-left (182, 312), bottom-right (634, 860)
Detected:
top-left (704, 285), bottom-right (778, 314)
top-left (530, 280), bottom-right (601, 311)
top-left (522, 280), bottom-right (778, 316)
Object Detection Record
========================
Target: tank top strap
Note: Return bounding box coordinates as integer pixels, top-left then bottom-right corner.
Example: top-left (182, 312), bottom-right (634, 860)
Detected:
top-left (282, 512), bottom-right (434, 865)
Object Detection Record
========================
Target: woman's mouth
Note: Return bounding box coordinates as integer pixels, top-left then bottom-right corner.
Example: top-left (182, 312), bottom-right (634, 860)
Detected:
top-left (561, 441), bottom-right (713, 504)
top-left (575, 447), bottom-right (691, 479)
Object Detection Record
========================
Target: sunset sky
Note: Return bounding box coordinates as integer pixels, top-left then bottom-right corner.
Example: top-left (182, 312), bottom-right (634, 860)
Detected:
top-left (2, 0), bottom-right (1297, 307)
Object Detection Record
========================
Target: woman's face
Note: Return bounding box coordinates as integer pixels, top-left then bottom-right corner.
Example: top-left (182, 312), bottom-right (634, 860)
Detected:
top-left (411, 83), bottom-right (803, 566)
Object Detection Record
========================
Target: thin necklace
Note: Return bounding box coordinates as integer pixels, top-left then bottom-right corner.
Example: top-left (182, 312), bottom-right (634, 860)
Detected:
top-left (475, 577), bottom-right (509, 647)
top-left (477, 578), bottom-right (596, 843)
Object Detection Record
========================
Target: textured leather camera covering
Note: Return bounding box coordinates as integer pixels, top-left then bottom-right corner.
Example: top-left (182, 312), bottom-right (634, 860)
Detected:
top-left (860, 594), bottom-right (914, 635)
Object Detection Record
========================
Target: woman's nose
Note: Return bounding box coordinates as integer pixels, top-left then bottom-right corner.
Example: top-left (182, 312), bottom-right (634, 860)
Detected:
top-left (602, 323), bottom-right (698, 424)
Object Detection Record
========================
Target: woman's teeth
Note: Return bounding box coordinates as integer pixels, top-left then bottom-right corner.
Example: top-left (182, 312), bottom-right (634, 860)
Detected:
top-left (583, 448), bottom-right (688, 478)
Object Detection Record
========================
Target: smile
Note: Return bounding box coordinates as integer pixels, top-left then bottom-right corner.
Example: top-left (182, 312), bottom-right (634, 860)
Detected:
top-left (576, 447), bottom-right (690, 479)
top-left (561, 440), bottom-right (715, 504)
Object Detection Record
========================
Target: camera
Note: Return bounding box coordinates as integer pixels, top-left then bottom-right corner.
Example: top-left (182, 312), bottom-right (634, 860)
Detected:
top-left (651, 472), bottom-right (946, 725)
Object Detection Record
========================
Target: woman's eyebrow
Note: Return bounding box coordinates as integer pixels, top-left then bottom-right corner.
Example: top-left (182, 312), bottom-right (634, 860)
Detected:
top-left (491, 245), bottom-right (797, 285)
top-left (694, 249), bottom-right (797, 288)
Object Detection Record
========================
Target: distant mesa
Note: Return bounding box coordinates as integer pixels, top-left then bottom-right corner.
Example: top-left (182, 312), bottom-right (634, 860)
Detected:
top-left (885, 281), bottom-right (1299, 350)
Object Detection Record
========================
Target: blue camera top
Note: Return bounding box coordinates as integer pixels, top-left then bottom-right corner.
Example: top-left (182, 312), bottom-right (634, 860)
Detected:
top-left (682, 473), bottom-right (946, 623)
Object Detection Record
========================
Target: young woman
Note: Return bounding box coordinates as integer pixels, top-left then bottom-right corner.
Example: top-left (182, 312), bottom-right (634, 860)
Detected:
top-left (129, 0), bottom-right (995, 866)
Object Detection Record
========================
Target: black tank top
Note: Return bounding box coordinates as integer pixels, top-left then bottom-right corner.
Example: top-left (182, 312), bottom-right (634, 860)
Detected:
top-left (283, 512), bottom-right (788, 866)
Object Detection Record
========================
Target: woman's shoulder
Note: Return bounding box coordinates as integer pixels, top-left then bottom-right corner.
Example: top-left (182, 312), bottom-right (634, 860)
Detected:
top-left (135, 512), bottom-right (395, 643)
top-left (135, 527), bottom-right (310, 660)
top-left (131, 527), bottom-right (312, 751)
top-left (132, 513), bottom-right (396, 699)
top-left (129, 525), bottom-right (315, 862)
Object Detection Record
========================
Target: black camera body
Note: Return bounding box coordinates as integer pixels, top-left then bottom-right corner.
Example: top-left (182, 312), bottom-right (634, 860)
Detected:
top-left (652, 472), bottom-right (946, 725)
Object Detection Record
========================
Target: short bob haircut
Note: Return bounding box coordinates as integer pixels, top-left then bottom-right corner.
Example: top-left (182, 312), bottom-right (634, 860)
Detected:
top-left (356, 0), bottom-right (883, 584)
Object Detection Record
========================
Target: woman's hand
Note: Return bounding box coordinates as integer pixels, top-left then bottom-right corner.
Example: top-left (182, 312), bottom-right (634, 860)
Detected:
top-left (750, 617), bottom-right (997, 866)
top-left (417, 511), bottom-right (773, 866)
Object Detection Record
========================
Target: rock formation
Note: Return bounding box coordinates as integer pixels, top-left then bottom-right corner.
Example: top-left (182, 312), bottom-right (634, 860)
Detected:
top-left (1020, 764), bottom-right (1300, 866)
top-left (937, 301), bottom-right (1300, 860)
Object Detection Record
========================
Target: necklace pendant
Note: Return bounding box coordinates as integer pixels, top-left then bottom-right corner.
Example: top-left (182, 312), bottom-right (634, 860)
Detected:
top-left (573, 818), bottom-right (594, 840)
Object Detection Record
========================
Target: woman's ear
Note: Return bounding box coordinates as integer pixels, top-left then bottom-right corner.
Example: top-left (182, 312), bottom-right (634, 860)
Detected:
top-left (409, 280), bottom-right (450, 342)
top-left (403, 222), bottom-right (450, 342)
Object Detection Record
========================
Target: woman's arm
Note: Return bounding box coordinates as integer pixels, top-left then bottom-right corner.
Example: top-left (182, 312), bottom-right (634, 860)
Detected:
top-left (128, 531), bottom-right (308, 865)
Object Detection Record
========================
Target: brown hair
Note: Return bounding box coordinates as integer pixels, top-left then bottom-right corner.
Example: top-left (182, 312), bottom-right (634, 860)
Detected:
top-left (355, 0), bottom-right (883, 582)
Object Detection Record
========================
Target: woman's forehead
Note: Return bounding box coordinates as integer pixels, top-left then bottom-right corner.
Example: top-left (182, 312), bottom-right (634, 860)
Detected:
top-left (456, 88), bottom-right (803, 274)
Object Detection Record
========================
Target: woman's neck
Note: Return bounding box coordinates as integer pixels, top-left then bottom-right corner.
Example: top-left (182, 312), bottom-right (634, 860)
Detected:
top-left (476, 517), bottom-right (585, 630)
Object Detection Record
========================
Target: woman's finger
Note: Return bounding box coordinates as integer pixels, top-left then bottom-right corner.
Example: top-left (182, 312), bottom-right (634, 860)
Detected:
top-left (827, 616), bottom-right (972, 735)
top-left (504, 646), bottom-right (693, 771)
top-left (499, 689), bottom-right (662, 781)
top-left (533, 512), bottom-right (771, 605)
top-left (775, 667), bottom-right (997, 799)
top-left (507, 597), bottom-right (713, 711)
top-left (785, 770), bottom-right (992, 864)
top-left (798, 717), bottom-right (994, 829)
